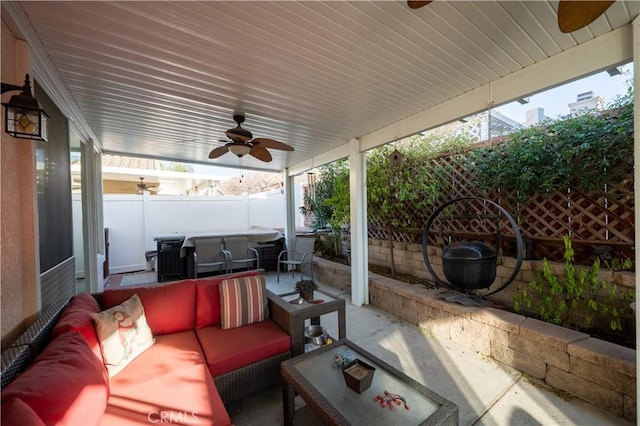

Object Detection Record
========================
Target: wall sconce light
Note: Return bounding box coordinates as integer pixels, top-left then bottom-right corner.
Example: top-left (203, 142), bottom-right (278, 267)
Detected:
top-left (1, 73), bottom-right (49, 141)
top-left (516, 97), bottom-right (530, 105)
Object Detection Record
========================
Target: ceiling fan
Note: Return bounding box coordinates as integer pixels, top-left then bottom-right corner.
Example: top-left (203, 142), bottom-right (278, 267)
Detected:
top-left (208, 113), bottom-right (294, 163)
top-left (407, 1), bottom-right (615, 33)
top-left (137, 177), bottom-right (159, 194)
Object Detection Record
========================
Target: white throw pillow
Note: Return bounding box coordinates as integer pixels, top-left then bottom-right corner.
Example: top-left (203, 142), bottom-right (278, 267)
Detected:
top-left (91, 294), bottom-right (155, 376)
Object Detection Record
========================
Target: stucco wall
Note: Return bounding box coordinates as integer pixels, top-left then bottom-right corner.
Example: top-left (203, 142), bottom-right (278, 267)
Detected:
top-left (1, 20), bottom-right (41, 346)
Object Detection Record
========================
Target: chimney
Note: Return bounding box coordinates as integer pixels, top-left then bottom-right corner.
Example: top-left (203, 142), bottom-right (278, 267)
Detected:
top-left (568, 91), bottom-right (603, 114)
top-left (576, 91), bottom-right (594, 101)
top-left (525, 108), bottom-right (545, 126)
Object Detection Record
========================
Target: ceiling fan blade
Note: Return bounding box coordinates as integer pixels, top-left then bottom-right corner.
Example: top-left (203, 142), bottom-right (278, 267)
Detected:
top-left (208, 145), bottom-right (229, 159)
top-left (557, 0), bottom-right (615, 33)
top-left (407, 1), bottom-right (432, 9)
top-left (252, 138), bottom-right (294, 151)
top-left (249, 146), bottom-right (272, 162)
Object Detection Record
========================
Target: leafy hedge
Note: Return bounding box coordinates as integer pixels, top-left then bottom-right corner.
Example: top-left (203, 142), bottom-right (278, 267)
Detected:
top-left (300, 160), bottom-right (350, 230)
top-left (468, 88), bottom-right (634, 199)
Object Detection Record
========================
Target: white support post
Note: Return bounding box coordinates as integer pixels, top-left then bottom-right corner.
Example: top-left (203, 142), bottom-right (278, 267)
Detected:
top-left (81, 140), bottom-right (104, 292)
top-left (142, 190), bottom-right (152, 251)
top-left (632, 14), bottom-right (639, 425)
top-left (349, 138), bottom-right (368, 306)
top-left (283, 169), bottom-right (296, 249)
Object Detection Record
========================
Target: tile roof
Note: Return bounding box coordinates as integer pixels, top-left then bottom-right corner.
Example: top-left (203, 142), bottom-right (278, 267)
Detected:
top-left (103, 154), bottom-right (161, 170)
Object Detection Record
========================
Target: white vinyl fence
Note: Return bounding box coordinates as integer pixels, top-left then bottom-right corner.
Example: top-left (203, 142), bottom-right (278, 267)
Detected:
top-left (73, 185), bottom-right (304, 276)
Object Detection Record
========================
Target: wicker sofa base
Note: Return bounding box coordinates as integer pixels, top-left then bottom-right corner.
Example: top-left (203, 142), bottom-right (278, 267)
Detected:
top-left (214, 351), bottom-right (291, 405)
top-left (1, 298), bottom-right (69, 390)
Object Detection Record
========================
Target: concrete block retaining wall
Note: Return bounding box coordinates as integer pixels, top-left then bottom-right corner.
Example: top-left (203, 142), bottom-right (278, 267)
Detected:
top-left (368, 239), bottom-right (636, 340)
top-left (313, 257), bottom-right (637, 421)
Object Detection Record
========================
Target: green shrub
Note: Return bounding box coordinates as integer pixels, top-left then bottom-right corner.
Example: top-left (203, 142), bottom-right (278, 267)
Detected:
top-left (513, 236), bottom-right (632, 331)
top-left (469, 87), bottom-right (634, 200)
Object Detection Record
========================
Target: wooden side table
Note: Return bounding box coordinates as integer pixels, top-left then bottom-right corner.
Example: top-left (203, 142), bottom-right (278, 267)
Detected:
top-left (268, 289), bottom-right (346, 357)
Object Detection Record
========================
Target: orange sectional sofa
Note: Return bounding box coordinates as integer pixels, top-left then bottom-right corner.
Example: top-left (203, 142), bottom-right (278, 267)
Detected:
top-left (1, 270), bottom-right (291, 425)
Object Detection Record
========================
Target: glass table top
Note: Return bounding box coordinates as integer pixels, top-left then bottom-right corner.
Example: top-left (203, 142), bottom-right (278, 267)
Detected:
top-left (280, 290), bottom-right (340, 310)
top-left (293, 344), bottom-right (440, 425)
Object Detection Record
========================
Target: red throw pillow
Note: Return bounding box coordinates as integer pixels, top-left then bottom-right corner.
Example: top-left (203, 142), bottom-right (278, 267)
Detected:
top-left (1, 398), bottom-right (45, 426)
top-left (1, 332), bottom-right (109, 425)
top-left (102, 279), bottom-right (196, 334)
top-left (219, 275), bottom-right (268, 330)
top-left (52, 293), bottom-right (102, 360)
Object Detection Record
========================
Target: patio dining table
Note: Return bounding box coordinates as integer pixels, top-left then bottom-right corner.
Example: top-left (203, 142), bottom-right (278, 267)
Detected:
top-left (177, 228), bottom-right (284, 278)
top-left (180, 228), bottom-right (284, 257)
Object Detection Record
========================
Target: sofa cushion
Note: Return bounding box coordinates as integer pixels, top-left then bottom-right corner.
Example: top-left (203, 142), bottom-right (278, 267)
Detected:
top-left (195, 270), bottom-right (261, 329)
top-left (108, 331), bottom-right (205, 389)
top-left (1, 331), bottom-right (109, 425)
top-left (52, 292), bottom-right (103, 360)
top-left (102, 279), bottom-right (196, 334)
top-left (219, 275), bottom-right (268, 330)
top-left (92, 294), bottom-right (156, 377)
top-left (101, 362), bottom-right (230, 426)
top-left (1, 398), bottom-right (45, 426)
top-left (196, 320), bottom-right (291, 377)
top-left (103, 331), bottom-right (228, 425)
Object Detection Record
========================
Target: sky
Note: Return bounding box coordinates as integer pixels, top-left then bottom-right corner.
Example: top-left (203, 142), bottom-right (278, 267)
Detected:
top-left (495, 62), bottom-right (634, 124)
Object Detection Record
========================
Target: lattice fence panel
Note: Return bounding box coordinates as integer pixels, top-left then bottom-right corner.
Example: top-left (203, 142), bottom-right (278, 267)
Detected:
top-left (364, 146), bottom-right (634, 264)
top-left (604, 174), bottom-right (635, 242)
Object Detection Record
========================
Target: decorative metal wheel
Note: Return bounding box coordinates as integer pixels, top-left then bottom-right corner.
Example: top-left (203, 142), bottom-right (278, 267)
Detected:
top-left (422, 197), bottom-right (524, 297)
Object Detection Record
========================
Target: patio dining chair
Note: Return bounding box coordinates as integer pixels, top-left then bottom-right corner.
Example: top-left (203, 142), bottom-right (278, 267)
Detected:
top-left (193, 238), bottom-right (229, 277)
top-left (277, 236), bottom-right (316, 283)
top-left (223, 236), bottom-right (260, 272)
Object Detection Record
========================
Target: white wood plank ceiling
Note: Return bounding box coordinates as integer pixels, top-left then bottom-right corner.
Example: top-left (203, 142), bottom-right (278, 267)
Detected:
top-left (6, 1), bottom-right (639, 173)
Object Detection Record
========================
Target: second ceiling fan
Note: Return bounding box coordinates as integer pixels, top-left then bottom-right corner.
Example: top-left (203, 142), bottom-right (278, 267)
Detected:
top-left (407, 1), bottom-right (615, 34)
top-left (208, 113), bottom-right (294, 163)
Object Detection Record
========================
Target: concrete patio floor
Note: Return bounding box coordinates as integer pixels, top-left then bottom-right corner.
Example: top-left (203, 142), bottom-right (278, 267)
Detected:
top-left (225, 269), bottom-right (633, 426)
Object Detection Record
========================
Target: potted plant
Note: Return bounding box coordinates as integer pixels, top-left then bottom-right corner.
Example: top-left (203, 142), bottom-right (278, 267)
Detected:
top-left (295, 279), bottom-right (318, 301)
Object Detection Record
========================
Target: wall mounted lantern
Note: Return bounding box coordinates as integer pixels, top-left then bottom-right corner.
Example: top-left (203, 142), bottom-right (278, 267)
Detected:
top-left (1, 73), bottom-right (49, 141)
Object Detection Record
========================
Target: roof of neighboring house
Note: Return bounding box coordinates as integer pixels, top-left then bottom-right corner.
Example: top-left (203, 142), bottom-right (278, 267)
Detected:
top-left (102, 154), bottom-right (161, 170)
top-left (87, 154), bottom-right (229, 195)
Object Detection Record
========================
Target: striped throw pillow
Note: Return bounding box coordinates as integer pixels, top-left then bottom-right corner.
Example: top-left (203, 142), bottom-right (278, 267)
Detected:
top-left (219, 275), bottom-right (268, 329)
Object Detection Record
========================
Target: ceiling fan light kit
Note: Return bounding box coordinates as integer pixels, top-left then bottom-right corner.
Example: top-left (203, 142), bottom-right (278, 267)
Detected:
top-left (228, 143), bottom-right (252, 157)
top-left (208, 113), bottom-right (294, 163)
